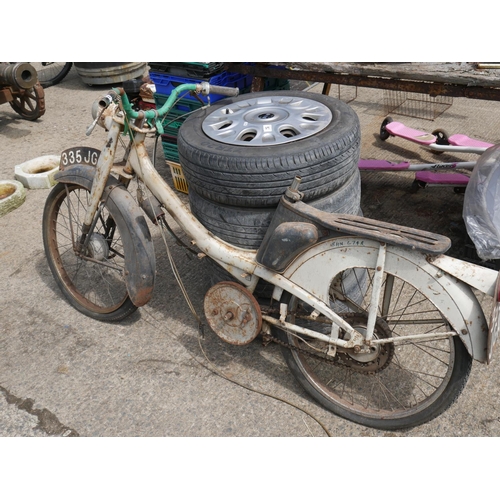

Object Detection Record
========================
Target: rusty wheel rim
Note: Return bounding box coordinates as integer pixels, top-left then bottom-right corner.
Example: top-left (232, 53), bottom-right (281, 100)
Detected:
top-left (286, 268), bottom-right (458, 421)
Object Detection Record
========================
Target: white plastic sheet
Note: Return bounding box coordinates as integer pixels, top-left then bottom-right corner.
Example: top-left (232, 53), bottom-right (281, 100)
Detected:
top-left (463, 145), bottom-right (500, 260)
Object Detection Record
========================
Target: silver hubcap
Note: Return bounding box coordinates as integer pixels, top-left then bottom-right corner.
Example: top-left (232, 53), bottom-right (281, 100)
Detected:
top-left (202, 95), bottom-right (332, 146)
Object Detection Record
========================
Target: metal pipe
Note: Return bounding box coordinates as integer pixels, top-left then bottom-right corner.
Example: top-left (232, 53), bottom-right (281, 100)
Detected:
top-left (365, 243), bottom-right (386, 341)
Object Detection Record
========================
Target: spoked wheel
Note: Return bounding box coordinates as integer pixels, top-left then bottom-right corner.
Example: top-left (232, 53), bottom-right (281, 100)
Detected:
top-left (9, 82), bottom-right (45, 120)
top-left (31, 62), bottom-right (73, 88)
top-left (42, 182), bottom-right (137, 321)
top-left (275, 262), bottom-right (472, 430)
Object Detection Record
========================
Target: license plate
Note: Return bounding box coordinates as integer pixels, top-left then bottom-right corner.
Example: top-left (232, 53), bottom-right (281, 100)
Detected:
top-left (60, 147), bottom-right (100, 170)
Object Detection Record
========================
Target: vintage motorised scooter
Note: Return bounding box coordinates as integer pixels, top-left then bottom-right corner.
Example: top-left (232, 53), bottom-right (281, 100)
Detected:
top-left (41, 82), bottom-right (500, 430)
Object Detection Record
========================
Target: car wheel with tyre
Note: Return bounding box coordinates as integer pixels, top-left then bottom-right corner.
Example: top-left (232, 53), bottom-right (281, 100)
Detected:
top-left (177, 90), bottom-right (361, 207)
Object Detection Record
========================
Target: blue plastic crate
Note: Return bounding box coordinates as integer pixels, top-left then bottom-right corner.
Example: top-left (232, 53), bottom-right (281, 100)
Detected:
top-left (149, 62), bottom-right (225, 78)
top-left (150, 70), bottom-right (253, 104)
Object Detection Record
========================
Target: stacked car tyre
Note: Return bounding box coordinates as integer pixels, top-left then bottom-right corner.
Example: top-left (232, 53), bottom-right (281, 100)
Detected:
top-left (177, 90), bottom-right (362, 295)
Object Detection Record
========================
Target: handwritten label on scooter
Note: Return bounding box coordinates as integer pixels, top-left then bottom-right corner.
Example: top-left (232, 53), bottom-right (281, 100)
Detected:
top-left (60, 147), bottom-right (100, 170)
top-left (330, 239), bottom-right (366, 248)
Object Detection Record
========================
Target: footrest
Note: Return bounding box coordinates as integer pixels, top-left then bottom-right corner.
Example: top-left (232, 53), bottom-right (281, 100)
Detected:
top-left (291, 199), bottom-right (451, 254)
top-left (415, 171), bottom-right (470, 185)
top-left (385, 121), bottom-right (437, 145)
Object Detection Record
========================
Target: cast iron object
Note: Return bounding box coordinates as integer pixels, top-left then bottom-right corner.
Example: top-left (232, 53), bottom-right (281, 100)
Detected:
top-left (0, 63), bottom-right (45, 120)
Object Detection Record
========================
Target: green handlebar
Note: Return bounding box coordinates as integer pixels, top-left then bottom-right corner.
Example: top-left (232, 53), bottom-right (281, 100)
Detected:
top-left (114, 83), bottom-right (199, 135)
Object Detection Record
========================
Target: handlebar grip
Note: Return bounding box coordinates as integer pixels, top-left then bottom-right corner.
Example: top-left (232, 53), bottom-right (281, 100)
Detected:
top-left (208, 85), bottom-right (239, 97)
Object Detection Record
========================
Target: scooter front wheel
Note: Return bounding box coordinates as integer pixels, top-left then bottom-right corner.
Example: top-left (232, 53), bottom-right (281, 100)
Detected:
top-left (379, 116), bottom-right (393, 141)
top-left (42, 182), bottom-right (137, 321)
top-left (275, 265), bottom-right (472, 430)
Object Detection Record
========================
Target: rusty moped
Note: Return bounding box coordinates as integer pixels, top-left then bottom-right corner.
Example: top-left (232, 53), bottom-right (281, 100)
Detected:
top-left (41, 83), bottom-right (500, 430)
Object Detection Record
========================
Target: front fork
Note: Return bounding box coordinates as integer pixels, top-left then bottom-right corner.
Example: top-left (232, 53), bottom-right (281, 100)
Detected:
top-left (77, 120), bottom-right (122, 252)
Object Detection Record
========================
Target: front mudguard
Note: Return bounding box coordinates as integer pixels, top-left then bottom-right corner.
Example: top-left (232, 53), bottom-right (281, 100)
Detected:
top-left (54, 164), bottom-right (156, 307)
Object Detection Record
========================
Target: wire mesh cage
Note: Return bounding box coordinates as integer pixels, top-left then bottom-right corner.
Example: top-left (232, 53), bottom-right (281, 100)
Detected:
top-left (383, 90), bottom-right (453, 120)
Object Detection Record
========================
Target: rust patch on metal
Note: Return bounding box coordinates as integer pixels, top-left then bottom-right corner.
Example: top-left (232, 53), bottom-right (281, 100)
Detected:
top-left (204, 281), bottom-right (262, 345)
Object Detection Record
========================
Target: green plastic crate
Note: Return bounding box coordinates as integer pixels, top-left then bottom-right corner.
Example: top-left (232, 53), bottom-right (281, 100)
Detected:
top-left (154, 94), bottom-right (205, 137)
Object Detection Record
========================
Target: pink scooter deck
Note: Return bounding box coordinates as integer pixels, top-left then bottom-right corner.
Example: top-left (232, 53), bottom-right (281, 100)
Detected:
top-left (385, 120), bottom-right (493, 148)
top-left (358, 159), bottom-right (411, 170)
top-left (385, 121), bottom-right (436, 145)
top-left (415, 171), bottom-right (469, 186)
top-left (447, 134), bottom-right (493, 148)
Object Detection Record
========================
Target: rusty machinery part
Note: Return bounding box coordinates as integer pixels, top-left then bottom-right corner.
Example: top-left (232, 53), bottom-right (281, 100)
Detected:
top-left (262, 310), bottom-right (393, 374)
top-left (204, 281), bottom-right (262, 345)
top-left (324, 313), bottom-right (394, 374)
top-left (0, 63), bottom-right (38, 89)
top-left (9, 82), bottom-right (45, 121)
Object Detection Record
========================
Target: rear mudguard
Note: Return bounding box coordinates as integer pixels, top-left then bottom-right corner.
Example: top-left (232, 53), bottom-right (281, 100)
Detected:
top-left (281, 237), bottom-right (489, 363)
top-left (54, 164), bottom-right (156, 307)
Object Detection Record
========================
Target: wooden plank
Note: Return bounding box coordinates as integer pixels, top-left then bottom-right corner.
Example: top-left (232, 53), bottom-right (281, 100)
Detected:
top-left (275, 62), bottom-right (500, 87)
top-left (225, 63), bottom-right (500, 100)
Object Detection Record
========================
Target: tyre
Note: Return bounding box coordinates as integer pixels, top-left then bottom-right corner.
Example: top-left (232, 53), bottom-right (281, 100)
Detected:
top-left (42, 182), bottom-right (137, 321)
top-left (177, 90), bottom-right (361, 207)
top-left (197, 169), bottom-right (362, 297)
top-left (31, 63), bottom-right (73, 88)
top-left (190, 167), bottom-right (361, 249)
top-left (274, 250), bottom-right (473, 430)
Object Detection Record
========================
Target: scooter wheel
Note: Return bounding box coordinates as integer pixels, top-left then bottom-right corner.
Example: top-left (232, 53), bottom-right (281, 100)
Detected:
top-left (432, 128), bottom-right (450, 145)
top-left (431, 128), bottom-right (450, 155)
top-left (379, 117), bottom-right (393, 141)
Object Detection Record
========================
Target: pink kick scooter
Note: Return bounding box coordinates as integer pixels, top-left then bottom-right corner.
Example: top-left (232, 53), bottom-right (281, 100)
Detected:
top-left (373, 117), bottom-right (495, 191)
top-left (358, 158), bottom-right (475, 192)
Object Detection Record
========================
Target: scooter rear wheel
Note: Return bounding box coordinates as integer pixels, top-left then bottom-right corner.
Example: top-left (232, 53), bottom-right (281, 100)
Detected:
top-left (42, 182), bottom-right (137, 321)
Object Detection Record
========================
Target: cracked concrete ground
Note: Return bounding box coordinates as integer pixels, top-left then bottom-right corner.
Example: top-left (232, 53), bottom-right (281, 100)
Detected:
top-left (1, 66), bottom-right (500, 437)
